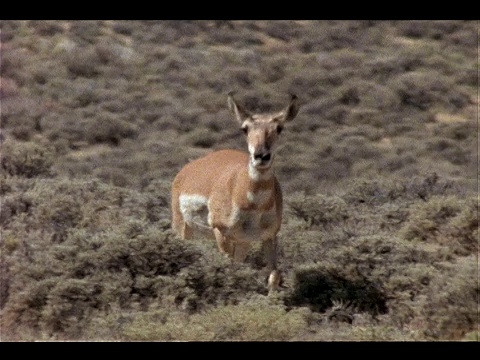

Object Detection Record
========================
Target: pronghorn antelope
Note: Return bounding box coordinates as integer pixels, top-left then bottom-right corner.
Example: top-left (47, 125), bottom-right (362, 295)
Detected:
top-left (171, 92), bottom-right (299, 294)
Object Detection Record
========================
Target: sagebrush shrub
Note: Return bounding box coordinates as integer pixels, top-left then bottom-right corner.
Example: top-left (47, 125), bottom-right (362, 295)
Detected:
top-left (0, 177), bottom-right (269, 339)
top-left (421, 255), bottom-right (479, 339)
top-left (1, 140), bottom-right (53, 178)
top-left (287, 192), bottom-right (349, 229)
top-left (85, 113), bottom-right (139, 145)
top-left (400, 195), bottom-right (477, 255)
top-left (123, 301), bottom-right (307, 341)
top-left (66, 47), bottom-right (102, 78)
top-left (390, 70), bottom-right (469, 111)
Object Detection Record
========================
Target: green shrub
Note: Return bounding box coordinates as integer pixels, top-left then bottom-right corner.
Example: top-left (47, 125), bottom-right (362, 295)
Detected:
top-left (400, 195), bottom-right (477, 255)
top-left (342, 178), bottom-right (405, 205)
top-left (446, 27), bottom-right (478, 49)
top-left (287, 193), bottom-right (349, 229)
top-left (462, 331), bottom-right (479, 342)
top-left (334, 80), bottom-right (401, 111)
top-left (421, 256), bottom-right (479, 339)
top-left (1, 140), bottom-right (53, 178)
top-left (0, 183), bottom-right (34, 228)
top-left (111, 21), bottom-right (135, 36)
top-left (124, 300), bottom-right (307, 341)
top-left (30, 20), bottom-right (65, 36)
top-left (85, 113), bottom-right (139, 145)
top-left (1, 94), bottom-right (44, 137)
top-left (1, 220), bottom-right (202, 338)
top-left (0, 177), bottom-right (269, 339)
top-left (425, 137), bottom-right (471, 165)
top-left (181, 128), bottom-right (219, 148)
top-left (396, 20), bottom-right (461, 40)
top-left (66, 47), bottom-right (102, 78)
top-left (446, 198), bottom-right (478, 255)
top-left (93, 167), bottom-right (129, 187)
top-left (390, 70), bottom-right (470, 111)
top-left (69, 21), bottom-right (102, 44)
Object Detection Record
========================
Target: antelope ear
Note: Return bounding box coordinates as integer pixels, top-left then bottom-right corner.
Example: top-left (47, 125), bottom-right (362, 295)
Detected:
top-left (278, 94), bottom-right (300, 123)
top-left (228, 92), bottom-right (251, 124)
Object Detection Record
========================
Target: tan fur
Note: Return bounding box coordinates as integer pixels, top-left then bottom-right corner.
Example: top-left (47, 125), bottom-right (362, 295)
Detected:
top-left (171, 93), bottom-right (299, 294)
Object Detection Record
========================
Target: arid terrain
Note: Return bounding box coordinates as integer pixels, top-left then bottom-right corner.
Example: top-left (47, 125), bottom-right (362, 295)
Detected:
top-left (0, 20), bottom-right (478, 341)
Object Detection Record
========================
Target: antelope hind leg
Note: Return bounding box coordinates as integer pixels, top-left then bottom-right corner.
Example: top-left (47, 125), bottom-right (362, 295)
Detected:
top-left (181, 222), bottom-right (193, 240)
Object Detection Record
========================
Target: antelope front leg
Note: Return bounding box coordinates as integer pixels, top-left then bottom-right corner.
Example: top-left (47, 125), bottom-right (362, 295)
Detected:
top-left (214, 229), bottom-right (249, 262)
top-left (263, 237), bottom-right (281, 295)
top-left (213, 228), bottom-right (233, 257)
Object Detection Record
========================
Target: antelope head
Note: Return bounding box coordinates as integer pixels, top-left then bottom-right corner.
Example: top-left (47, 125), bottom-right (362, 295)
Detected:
top-left (228, 92), bottom-right (299, 170)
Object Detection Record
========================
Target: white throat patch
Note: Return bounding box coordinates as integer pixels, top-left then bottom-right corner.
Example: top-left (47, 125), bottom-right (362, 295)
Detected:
top-left (248, 162), bottom-right (273, 182)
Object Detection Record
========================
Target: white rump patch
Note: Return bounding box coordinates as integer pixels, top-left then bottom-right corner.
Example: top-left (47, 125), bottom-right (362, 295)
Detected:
top-left (179, 194), bottom-right (211, 230)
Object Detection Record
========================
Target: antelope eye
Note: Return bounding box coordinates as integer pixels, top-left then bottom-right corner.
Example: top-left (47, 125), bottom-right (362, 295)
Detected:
top-left (276, 125), bottom-right (283, 134)
top-left (241, 126), bottom-right (249, 134)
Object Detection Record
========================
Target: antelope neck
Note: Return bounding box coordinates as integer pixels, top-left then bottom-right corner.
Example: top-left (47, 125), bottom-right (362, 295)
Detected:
top-left (248, 161), bottom-right (274, 184)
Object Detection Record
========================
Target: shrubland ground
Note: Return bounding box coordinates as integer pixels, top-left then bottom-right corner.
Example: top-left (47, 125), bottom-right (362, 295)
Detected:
top-left (0, 20), bottom-right (478, 341)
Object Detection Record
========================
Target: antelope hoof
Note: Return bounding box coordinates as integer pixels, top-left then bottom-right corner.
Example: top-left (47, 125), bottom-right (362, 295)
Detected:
top-left (267, 270), bottom-right (281, 295)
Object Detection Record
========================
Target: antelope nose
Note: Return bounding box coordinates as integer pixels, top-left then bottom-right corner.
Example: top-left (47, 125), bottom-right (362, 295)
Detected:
top-left (254, 152), bottom-right (271, 162)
